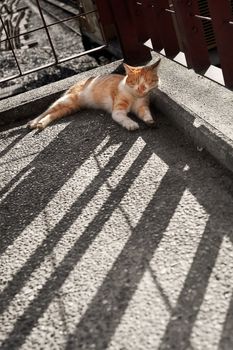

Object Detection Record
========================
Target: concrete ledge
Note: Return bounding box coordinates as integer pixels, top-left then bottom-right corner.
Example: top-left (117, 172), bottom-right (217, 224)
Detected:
top-left (152, 90), bottom-right (233, 173)
top-left (150, 53), bottom-right (233, 173)
top-left (0, 60), bottom-right (124, 126)
top-left (1, 55), bottom-right (233, 174)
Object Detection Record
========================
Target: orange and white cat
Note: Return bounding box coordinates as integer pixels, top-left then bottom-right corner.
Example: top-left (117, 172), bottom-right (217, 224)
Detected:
top-left (28, 58), bottom-right (161, 131)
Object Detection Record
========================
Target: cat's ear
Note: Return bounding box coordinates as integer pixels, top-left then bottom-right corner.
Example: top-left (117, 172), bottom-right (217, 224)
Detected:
top-left (148, 58), bottom-right (161, 71)
top-left (123, 63), bottom-right (135, 75)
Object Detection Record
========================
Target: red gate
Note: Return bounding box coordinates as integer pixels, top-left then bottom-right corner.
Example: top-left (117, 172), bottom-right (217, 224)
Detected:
top-left (96, 0), bottom-right (233, 88)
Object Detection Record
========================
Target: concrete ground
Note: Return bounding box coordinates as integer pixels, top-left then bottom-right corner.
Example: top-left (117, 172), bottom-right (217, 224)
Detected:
top-left (1, 106), bottom-right (233, 350)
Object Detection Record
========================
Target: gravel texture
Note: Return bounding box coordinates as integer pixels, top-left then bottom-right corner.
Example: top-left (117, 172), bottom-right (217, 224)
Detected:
top-left (0, 0), bottom-right (114, 98)
top-left (1, 108), bottom-right (233, 350)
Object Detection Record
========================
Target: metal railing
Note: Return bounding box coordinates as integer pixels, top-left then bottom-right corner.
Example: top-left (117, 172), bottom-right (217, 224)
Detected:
top-left (0, 0), bottom-right (107, 84)
top-left (2, 0), bottom-right (233, 88)
top-left (98, 0), bottom-right (233, 88)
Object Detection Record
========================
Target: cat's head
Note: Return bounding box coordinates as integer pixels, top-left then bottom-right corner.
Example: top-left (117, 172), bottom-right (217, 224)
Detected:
top-left (123, 58), bottom-right (161, 97)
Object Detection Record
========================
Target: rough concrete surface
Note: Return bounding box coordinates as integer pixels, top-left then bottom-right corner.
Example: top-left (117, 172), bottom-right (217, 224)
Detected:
top-left (1, 107), bottom-right (233, 350)
top-left (154, 55), bottom-right (233, 141)
top-left (1, 54), bottom-right (233, 176)
top-left (149, 53), bottom-right (233, 175)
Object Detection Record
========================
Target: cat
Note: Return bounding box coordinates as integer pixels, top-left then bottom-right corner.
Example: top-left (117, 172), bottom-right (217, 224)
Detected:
top-left (27, 58), bottom-right (161, 131)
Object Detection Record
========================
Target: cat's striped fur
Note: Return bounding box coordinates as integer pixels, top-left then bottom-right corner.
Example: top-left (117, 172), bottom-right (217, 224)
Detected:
top-left (28, 59), bottom-right (161, 131)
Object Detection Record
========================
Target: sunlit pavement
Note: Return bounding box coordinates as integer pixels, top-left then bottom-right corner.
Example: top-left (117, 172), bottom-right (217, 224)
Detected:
top-left (1, 109), bottom-right (233, 350)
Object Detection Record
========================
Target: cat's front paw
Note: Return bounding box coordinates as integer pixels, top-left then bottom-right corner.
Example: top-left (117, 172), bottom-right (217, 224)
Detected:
top-left (27, 120), bottom-right (45, 130)
top-left (27, 120), bottom-right (37, 129)
top-left (142, 113), bottom-right (157, 128)
top-left (142, 113), bottom-right (156, 128)
top-left (145, 118), bottom-right (156, 127)
top-left (123, 120), bottom-right (139, 131)
top-left (36, 122), bottom-right (46, 130)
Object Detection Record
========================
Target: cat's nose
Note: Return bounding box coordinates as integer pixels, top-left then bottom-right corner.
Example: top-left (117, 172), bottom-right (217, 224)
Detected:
top-left (138, 84), bottom-right (146, 94)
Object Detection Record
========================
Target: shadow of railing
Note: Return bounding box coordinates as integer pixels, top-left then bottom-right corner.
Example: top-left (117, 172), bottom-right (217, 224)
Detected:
top-left (0, 115), bottom-right (107, 256)
top-left (65, 167), bottom-right (186, 349)
top-left (0, 107), bottom-right (233, 350)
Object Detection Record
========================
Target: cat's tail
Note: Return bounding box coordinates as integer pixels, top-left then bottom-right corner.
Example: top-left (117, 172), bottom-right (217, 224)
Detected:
top-left (27, 92), bottom-right (80, 130)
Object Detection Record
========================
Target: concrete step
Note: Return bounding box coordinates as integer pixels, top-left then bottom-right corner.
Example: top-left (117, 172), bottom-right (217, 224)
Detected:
top-left (150, 53), bottom-right (233, 175)
top-left (0, 56), bottom-right (233, 174)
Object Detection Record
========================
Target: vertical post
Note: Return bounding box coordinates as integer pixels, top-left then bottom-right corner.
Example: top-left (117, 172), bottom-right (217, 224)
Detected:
top-left (172, 0), bottom-right (210, 72)
top-left (132, 1), bottom-right (151, 44)
top-left (95, 0), bottom-right (113, 27)
top-left (207, 0), bottom-right (233, 88)
top-left (95, 0), bottom-right (113, 41)
top-left (108, 0), bottom-right (152, 65)
top-left (137, 0), bottom-right (163, 52)
top-left (152, 0), bottom-right (180, 58)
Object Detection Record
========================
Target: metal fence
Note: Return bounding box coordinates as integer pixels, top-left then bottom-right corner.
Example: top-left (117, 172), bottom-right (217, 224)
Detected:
top-left (97, 0), bottom-right (233, 88)
top-left (0, 0), bottom-right (107, 84)
top-left (1, 0), bottom-right (233, 88)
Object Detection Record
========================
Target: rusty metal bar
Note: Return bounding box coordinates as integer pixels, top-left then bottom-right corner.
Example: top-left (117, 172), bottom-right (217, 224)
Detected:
top-left (57, 45), bottom-right (106, 63)
top-left (108, 0), bottom-right (151, 65)
top-left (195, 14), bottom-right (212, 21)
top-left (0, 74), bottom-right (21, 84)
top-left (0, 0), bottom-right (107, 85)
top-left (0, 15), bottom-right (22, 75)
top-left (0, 9), bottom-right (98, 44)
top-left (152, 0), bottom-right (180, 58)
top-left (172, 0), bottom-right (210, 72)
top-left (34, 0), bottom-right (59, 64)
top-left (207, 0), bottom-right (233, 88)
top-left (164, 8), bottom-right (175, 14)
top-left (0, 44), bottom-right (107, 84)
top-left (0, 0), bottom-right (105, 85)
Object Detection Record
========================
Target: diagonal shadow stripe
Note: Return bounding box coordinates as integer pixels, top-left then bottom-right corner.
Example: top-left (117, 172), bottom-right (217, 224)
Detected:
top-left (0, 130), bottom-right (28, 159)
top-left (0, 163), bottom-right (31, 197)
top-left (157, 218), bottom-right (224, 350)
top-left (218, 290), bottom-right (233, 349)
top-left (218, 224), bottom-right (233, 350)
top-left (0, 144), bottom-right (151, 350)
top-left (64, 168), bottom-right (186, 350)
top-left (147, 264), bottom-right (173, 313)
top-left (0, 139), bottom-right (135, 315)
top-left (0, 121), bottom-right (107, 256)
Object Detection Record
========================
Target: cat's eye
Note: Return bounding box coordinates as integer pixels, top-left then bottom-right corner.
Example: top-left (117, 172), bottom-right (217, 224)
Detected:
top-left (127, 77), bottom-right (137, 86)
